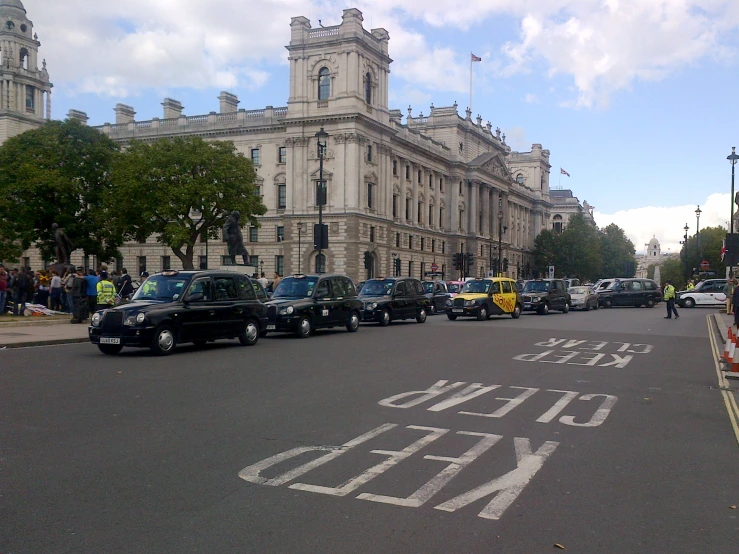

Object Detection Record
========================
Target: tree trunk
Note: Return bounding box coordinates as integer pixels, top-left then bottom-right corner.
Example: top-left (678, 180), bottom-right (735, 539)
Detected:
top-left (171, 246), bottom-right (195, 270)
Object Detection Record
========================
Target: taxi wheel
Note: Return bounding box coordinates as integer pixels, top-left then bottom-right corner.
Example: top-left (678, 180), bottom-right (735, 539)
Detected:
top-left (562, 303), bottom-right (569, 314)
top-left (537, 303), bottom-right (549, 315)
top-left (379, 309), bottom-right (391, 326)
top-left (416, 308), bottom-right (427, 324)
top-left (98, 344), bottom-right (123, 355)
top-left (477, 305), bottom-right (488, 321)
top-left (239, 320), bottom-right (259, 346)
top-left (430, 304), bottom-right (437, 315)
top-left (511, 304), bottom-right (521, 319)
top-left (645, 298), bottom-right (656, 308)
top-left (603, 298), bottom-right (613, 309)
top-left (447, 314), bottom-right (457, 321)
top-left (682, 298), bottom-right (694, 308)
top-left (151, 324), bottom-right (176, 356)
top-left (346, 311), bottom-right (360, 332)
top-left (297, 316), bottom-right (313, 338)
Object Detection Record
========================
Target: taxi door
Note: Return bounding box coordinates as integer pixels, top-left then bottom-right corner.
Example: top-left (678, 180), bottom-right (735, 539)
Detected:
top-left (181, 277), bottom-right (216, 341)
top-left (495, 280), bottom-right (518, 314)
top-left (392, 280), bottom-right (410, 318)
top-left (313, 278), bottom-right (338, 327)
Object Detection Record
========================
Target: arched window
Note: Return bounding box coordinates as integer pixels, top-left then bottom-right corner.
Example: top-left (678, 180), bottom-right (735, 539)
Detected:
top-left (315, 253), bottom-right (326, 274)
top-left (516, 173), bottom-right (524, 185)
top-left (318, 67), bottom-right (330, 101)
top-left (553, 214), bottom-right (563, 234)
top-left (19, 48), bottom-right (28, 70)
top-left (365, 72), bottom-right (372, 104)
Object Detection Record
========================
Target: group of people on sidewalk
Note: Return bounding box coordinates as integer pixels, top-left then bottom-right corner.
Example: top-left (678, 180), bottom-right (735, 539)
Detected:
top-left (0, 265), bottom-right (65, 316)
top-left (68, 266), bottom-right (137, 324)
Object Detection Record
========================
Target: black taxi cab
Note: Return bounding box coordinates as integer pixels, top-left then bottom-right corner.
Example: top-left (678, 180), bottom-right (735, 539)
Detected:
top-left (263, 274), bottom-right (363, 338)
top-left (358, 277), bottom-right (429, 326)
top-left (88, 270), bottom-right (269, 355)
top-left (445, 277), bottom-right (522, 320)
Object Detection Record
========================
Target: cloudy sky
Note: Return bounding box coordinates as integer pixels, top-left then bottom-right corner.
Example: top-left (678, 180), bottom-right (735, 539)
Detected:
top-left (24, 0), bottom-right (739, 253)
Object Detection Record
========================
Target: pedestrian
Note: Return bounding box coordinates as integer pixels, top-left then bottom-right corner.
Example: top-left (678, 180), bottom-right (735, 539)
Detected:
top-left (663, 279), bottom-right (679, 319)
top-left (724, 278), bottom-right (735, 315)
top-left (733, 284), bottom-right (739, 328)
top-left (686, 280), bottom-right (695, 291)
top-left (49, 269), bottom-right (63, 311)
top-left (85, 269), bottom-right (98, 316)
top-left (95, 270), bottom-right (116, 312)
top-left (62, 268), bottom-right (75, 313)
top-left (258, 272), bottom-right (269, 289)
top-left (117, 268), bottom-right (133, 300)
top-left (11, 268), bottom-right (28, 316)
top-left (0, 267), bottom-right (7, 315)
top-left (272, 272), bottom-right (282, 292)
top-left (70, 267), bottom-right (88, 323)
top-left (36, 270), bottom-right (51, 307)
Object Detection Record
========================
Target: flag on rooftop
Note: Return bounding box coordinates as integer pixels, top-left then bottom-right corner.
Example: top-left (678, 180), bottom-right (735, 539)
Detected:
top-left (471, 53), bottom-right (482, 62)
top-left (560, 168), bottom-right (570, 177)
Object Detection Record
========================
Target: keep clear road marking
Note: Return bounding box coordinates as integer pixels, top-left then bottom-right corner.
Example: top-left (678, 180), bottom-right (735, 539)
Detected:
top-left (513, 338), bottom-right (654, 368)
top-left (708, 314), bottom-right (739, 447)
top-left (238, 380), bottom-right (618, 521)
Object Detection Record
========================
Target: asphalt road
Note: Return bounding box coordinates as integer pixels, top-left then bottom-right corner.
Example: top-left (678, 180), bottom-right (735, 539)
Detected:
top-left (2, 305), bottom-right (738, 553)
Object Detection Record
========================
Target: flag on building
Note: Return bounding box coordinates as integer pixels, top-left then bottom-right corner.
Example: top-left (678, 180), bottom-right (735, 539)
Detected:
top-left (721, 238), bottom-right (727, 261)
top-left (560, 168), bottom-right (570, 177)
top-left (471, 53), bottom-right (482, 62)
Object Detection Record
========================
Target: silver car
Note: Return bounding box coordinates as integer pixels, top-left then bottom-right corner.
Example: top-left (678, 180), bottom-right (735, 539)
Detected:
top-left (568, 286), bottom-right (599, 311)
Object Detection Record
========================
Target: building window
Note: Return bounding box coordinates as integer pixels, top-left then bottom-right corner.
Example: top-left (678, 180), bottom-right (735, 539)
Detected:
top-left (318, 67), bottom-right (330, 100)
top-left (553, 214), bottom-right (563, 234)
top-left (396, 232), bottom-right (400, 248)
top-left (442, 241), bottom-right (446, 254)
top-left (516, 173), bottom-right (524, 185)
top-left (367, 183), bottom-right (375, 209)
top-left (255, 184), bottom-right (261, 198)
top-left (199, 255), bottom-right (208, 270)
top-left (276, 226), bottom-right (285, 242)
top-left (25, 85), bottom-right (35, 113)
top-left (408, 261), bottom-right (414, 277)
top-left (370, 226), bottom-right (375, 243)
top-left (393, 160), bottom-right (397, 175)
top-left (420, 237), bottom-right (425, 251)
top-left (249, 255), bottom-right (259, 267)
top-left (418, 170), bottom-right (422, 183)
top-left (459, 181), bottom-right (463, 195)
top-left (221, 255), bottom-right (233, 266)
top-left (439, 207), bottom-right (444, 228)
top-left (138, 256), bottom-right (147, 275)
top-left (405, 198), bottom-right (411, 220)
top-left (250, 148), bottom-right (260, 165)
top-left (421, 262), bottom-right (425, 278)
top-left (429, 174), bottom-right (433, 188)
top-left (249, 227), bottom-right (258, 242)
top-left (459, 210), bottom-right (464, 230)
top-left (278, 184), bottom-right (287, 209)
top-left (440, 178), bottom-right (444, 193)
top-left (417, 201), bottom-right (422, 223)
top-left (409, 235), bottom-right (413, 250)
top-left (315, 253), bottom-right (326, 274)
top-left (367, 145), bottom-right (372, 162)
top-left (428, 205), bottom-right (433, 226)
top-left (432, 239), bottom-right (436, 253)
top-left (365, 72), bottom-right (372, 104)
top-left (405, 165), bottom-right (410, 180)
top-left (279, 147), bottom-right (287, 164)
top-left (161, 256), bottom-right (171, 270)
top-left (275, 255), bottom-right (284, 276)
top-left (392, 194), bottom-right (398, 218)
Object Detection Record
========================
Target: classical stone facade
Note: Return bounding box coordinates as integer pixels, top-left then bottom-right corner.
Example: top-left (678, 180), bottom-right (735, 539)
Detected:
top-left (15, 7), bottom-right (559, 282)
top-left (549, 189), bottom-right (595, 233)
top-left (0, 0), bottom-right (52, 145)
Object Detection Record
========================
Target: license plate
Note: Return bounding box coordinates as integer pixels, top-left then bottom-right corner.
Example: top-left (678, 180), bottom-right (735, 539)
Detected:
top-left (267, 325), bottom-right (276, 331)
top-left (452, 309), bottom-right (464, 313)
top-left (100, 337), bottom-right (120, 345)
top-left (524, 303), bottom-right (531, 308)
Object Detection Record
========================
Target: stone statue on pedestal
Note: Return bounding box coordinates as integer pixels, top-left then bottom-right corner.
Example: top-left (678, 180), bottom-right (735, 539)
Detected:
top-left (733, 192), bottom-right (739, 232)
top-left (222, 211), bottom-right (249, 265)
top-left (52, 223), bottom-right (73, 265)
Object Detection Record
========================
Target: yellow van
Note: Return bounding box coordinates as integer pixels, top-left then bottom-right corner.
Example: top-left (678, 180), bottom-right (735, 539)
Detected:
top-left (445, 277), bottom-right (523, 320)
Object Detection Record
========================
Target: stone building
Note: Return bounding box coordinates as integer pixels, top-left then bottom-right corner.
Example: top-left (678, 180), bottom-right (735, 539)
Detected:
top-left (0, 0), bottom-right (52, 145)
top-left (549, 189), bottom-right (596, 233)
top-left (14, 7), bottom-right (558, 282)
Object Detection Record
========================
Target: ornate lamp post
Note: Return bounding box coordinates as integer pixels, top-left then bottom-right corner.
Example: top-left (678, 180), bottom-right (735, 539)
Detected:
top-left (695, 205), bottom-right (702, 275)
top-left (729, 147), bottom-right (739, 235)
top-left (497, 197), bottom-right (507, 276)
top-left (315, 127), bottom-right (329, 274)
top-left (680, 223), bottom-right (689, 279)
top-left (297, 222), bottom-right (304, 274)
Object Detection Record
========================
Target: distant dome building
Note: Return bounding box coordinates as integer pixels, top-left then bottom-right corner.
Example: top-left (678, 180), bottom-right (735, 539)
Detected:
top-left (636, 236), bottom-right (677, 278)
top-left (646, 236), bottom-right (661, 260)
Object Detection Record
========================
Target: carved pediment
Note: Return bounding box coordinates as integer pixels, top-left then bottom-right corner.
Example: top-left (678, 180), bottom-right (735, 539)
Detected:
top-left (481, 156), bottom-right (510, 179)
top-left (310, 168), bottom-right (334, 180)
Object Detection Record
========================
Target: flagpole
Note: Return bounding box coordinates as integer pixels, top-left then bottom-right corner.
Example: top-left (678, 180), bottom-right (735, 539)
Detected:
top-left (469, 55), bottom-right (473, 114)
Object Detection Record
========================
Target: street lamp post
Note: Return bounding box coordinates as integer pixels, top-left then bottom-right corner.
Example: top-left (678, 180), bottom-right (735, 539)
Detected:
top-left (680, 223), bottom-right (689, 280)
top-left (315, 127), bottom-right (329, 274)
top-left (728, 147), bottom-right (739, 277)
top-left (497, 197), bottom-right (507, 277)
top-left (297, 222), bottom-right (304, 274)
top-left (696, 205), bottom-right (702, 275)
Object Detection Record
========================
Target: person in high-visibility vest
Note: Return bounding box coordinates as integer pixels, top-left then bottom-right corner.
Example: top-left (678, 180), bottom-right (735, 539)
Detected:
top-left (139, 272), bottom-right (158, 297)
top-left (686, 280), bottom-right (695, 291)
top-left (663, 279), bottom-right (679, 319)
top-left (95, 270), bottom-right (117, 312)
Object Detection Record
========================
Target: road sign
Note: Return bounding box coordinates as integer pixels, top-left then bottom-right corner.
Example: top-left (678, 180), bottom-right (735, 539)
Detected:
top-left (487, 271), bottom-right (495, 277)
top-left (700, 260), bottom-right (710, 270)
top-left (431, 262), bottom-right (439, 272)
top-left (548, 265), bottom-right (555, 279)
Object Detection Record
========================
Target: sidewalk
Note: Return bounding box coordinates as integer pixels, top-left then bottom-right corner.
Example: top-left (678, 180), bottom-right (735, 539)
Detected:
top-left (0, 315), bottom-right (89, 348)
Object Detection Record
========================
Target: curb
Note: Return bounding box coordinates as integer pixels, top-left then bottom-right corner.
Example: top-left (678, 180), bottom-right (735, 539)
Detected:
top-left (0, 337), bottom-right (89, 349)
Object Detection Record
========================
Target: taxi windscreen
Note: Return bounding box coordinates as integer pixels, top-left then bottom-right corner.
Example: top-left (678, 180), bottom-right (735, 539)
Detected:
top-left (461, 280), bottom-right (491, 294)
top-left (447, 283), bottom-right (461, 293)
top-left (523, 281), bottom-right (549, 293)
top-left (132, 275), bottom-right (191, 301)
top-left (272, 276), bottom-right (319, 298)
top-left (569, 286), bottom-right (590, 295)
top-left (360, 279), bottom-right (395, 296)
top-left (422, 282), bottom-right (435, 294)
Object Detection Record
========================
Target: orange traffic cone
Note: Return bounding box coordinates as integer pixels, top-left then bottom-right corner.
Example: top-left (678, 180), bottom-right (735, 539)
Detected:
top-left (728, 328), bottom-right (739, 380)
top-left (723, 327), bottom-right (733, 362)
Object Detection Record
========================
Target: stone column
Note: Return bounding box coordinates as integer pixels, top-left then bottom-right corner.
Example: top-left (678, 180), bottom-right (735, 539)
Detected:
top-left (411, 163), bottom-right (418, 225)
top-left (468, 181), bottom-right (479, 235)
top-left (481, 185), bottom-right (490, 237)
top-left (451, 178), bottom-right (460, 232)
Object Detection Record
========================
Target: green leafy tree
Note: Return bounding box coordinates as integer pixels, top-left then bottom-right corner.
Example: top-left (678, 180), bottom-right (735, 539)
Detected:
top-left (532, 229), bottom-right (560, 277)
top-left (680, 226), bottom-right (726, 277)
top-left (599, 224), bottom-right (636, 278)
top-left (660, 258), bottom-right (687, 290)
top-left (111, 136), bottom-right (266, 269)
top-left (0, 120), bottom-right (122, 263)
top-left (557, 213), bottom-right (602, 281)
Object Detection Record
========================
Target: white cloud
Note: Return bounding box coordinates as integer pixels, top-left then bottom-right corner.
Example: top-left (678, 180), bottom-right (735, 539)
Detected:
top-left (524, 93), bottom-right (539, 103)
top-left (503, 126), bottom-right (527, 151)
top-left (595, 193), bottom-right (731, 255)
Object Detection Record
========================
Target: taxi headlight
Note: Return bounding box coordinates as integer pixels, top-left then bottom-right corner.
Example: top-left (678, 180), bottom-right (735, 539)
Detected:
top-left (464, 300), bottom-right (477, 306)
top-left (124, 313), bottom-right (146, 326)
top-left (367, 302), bottom-right (378, 310)
top-left (136, 312), bottom-right (146, 324)
top-left (279, 306), bottom-right (295, 315)
top-left (445, 299), bottom-right (452, 306)
top-left (91, 313), bottom-right (102, 326)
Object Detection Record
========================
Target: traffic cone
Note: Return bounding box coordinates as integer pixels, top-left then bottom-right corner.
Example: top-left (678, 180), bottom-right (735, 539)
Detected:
top-left (723, 327), bottom-right (733, 362)
top-left (728, 328), bottom-right (739, 380)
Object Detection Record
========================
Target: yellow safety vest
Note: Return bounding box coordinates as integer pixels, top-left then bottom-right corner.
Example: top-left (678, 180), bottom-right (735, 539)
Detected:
top-left (96, 280), bottom-right (116, 305)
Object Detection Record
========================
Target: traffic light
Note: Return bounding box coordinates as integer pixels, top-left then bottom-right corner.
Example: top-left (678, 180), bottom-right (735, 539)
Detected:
top-left (452, 253), bottom-right (461, 270)
top-left (466, 253), bottom-right (475, 267)
top-left (364, 251), bottom-right (372, 269)
top-left (503, 258), bottom-right (509, 272)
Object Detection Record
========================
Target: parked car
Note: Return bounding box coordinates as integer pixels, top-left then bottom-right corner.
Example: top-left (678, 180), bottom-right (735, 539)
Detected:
top-left (564, 278), bottom-right (581, 288)
top-left (568, 286), bottom-right (599, 311)
top-left (88, 270), bottom-right (269, 355)
top-left (446, 280), bottom-right (465, 298)
top-left (598, 278), bottom-right (661, 308)
top-left (521, 279), bottom-right (571, 314)
top-left (359, 277), bottom-right (429, 326)
top-left (422, 280), bottom-right (451, 314)
top-left (676, 279), bottom-right (728, 308)
top-left (446, 277), bottom-right (522, 320)
top-left (264, 274), bottom-right (362, 338)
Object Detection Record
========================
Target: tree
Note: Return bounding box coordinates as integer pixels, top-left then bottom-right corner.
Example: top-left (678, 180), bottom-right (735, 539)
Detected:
top-left (599, 224), bottom-right (636, 278)
top-left (557, 214), bottom-right (602, 281)
top-left (680, 226), bottom-right (725, 277)
top-left (111, 136), bottom-right (266, 269)
top-left (0, 120), bottom-right (122, 264)
top-left (660, 258), bottom-right (686, 290)
top-left (532, 229), bottom-right (560, 277)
